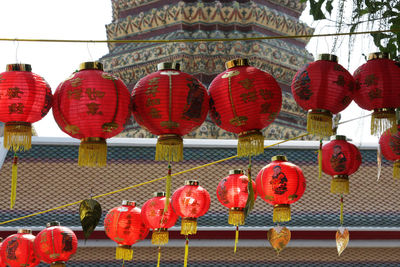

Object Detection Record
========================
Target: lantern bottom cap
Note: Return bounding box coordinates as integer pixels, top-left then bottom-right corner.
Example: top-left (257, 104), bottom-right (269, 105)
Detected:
top-left (228, 209), bottom-right (245, 226)
top-left (181, 218), bottom-right (198, 235)
top-left (78, 138), bottom-right (107, 167)
top-left (273, 204), bottom-right (291, 223)
top-left (152, 229), bottom-right (169, 246)
top-left (307, 110), bottom-right (333, 138)
top-left (51, 262), bottom-right (66, 267)
top-left (237, 130), bottom-right (264, 157)
top-left (371, 109), bottom-right (396, 136)
top-left (331, 177), bottom-right (349, 194)
top-left (4, 122), bottom-right (32, 152)
top-left (156, 134), bottom-right (183, 162)
top-left (116, 245), bottom-right (133, 260)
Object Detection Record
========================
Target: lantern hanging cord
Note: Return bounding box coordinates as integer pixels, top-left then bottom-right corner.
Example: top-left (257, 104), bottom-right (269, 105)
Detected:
top-left (0, 133), bottom-right (308, 225)
top-left (0, 29), bottom-right (398, 44)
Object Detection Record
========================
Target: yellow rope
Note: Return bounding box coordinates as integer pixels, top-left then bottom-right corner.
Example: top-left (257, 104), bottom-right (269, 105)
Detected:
top-left (0, 29), bottom-right (397, 44)
top-left (0, 133), bottom-right (308, 225)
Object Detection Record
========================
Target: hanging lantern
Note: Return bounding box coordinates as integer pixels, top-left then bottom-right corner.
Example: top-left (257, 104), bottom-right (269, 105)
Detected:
top-left (171, 180), bottom-right (210, 235)
top-left (291, 54), bottom-right (355, 137)
top-left (379, 126), bottom-right (400, 178)
top-left (53, 61), bottom-right (131, 167)
top-left (0, 229), bottom-right (40, 267)
top-left (0, 238), bottom-right (5, 267)
top-left (208, 58), bottom-right (282, 157)
top-left (321, 135), bottom-right (362, 194)
top-left (0, 64), bottom-right (52, 151)
top-left (141, 192), bottom-right (178, 246)
top-left (353, 52), bottom-right (400, 136)
top-left (132, 62), bottom-right (209, 162)
top-left (104, 200), bottom-right (149, 261)
top-left (255, 155), bottom-right (306, 223)
top-left (34, 221), bottom-right (78, 267)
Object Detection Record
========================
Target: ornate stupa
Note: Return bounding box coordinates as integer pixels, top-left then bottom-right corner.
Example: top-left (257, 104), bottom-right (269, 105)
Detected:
top-left (100, 0), bottom-right (314, 140)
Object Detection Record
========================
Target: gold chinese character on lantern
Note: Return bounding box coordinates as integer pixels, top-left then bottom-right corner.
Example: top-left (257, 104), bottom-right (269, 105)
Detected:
top-left (85, 88), bottom-right (105, 100)
top-left (86, 102), bottom-right (103, 115)
top-left (8, 103), bottom-right (24, 114)
top-left (7, 87), bottom-right (23, 99)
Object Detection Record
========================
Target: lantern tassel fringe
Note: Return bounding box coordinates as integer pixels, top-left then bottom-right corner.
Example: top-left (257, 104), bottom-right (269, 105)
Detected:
top-left (393, 161), bottom-right (400, 179)
top-left (164, 164), bottom-right (172, 213)
top-left (10, 155), bottom-right (18, 209)
top-left (157, 247), bottom-right (161, 267)
top-left (340, 197), bottom-right (344, 225)
top-left (184, 239), bottom-right (189, 267)
top-left (234, 226), bottom-right (239, 253)
top-left (228, 209), bottom-right (245, 226)
top-left (318, 144), bottom-right (322, 180)
top-left (307, 111), bottom-right (333, 137)
top-left (273, 205), bottom-right (291, 223)
top-left (156, 136), bottom-right (183, 162)
top-left (116, 245), bottom-right (133, 261)
top-left (371, 110), bottom-right (396, 136)
top-left (4, 123), bottom-right (32, 152)
top-left (51, 263), bottom-right (66, 267)
top-left (237, 131), bottom-right (264, 157)
top-left (152, 230), bottom-right (169, 246)
top-left (78, 139), bottom-right (107, 167)
top-left (331, 178), bottom-right (349, 194)
top-left (181, 218), bottom-right (197, 235)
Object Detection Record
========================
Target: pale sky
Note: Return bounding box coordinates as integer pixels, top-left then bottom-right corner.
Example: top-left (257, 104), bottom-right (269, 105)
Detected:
top-left (0, 0), bottom-right (378, 143)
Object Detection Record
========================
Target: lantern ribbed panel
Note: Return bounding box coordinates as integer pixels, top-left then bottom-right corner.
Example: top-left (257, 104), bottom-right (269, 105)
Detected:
top-left (53, 70), bottom-right (131, 139)
top-left (0, 232), bottom-right (40, 267)
top-left (171, 184), bottom-right (211, 218)
top-left (141, 196), bottom-right (178, 230)
top-left (34, 226), bottom-right (78, 264)
top-left (208, 66), bottom-right (281, 134)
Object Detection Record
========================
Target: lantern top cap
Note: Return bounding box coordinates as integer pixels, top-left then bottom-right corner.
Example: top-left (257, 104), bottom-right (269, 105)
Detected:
top-left (185, 180), bottom-right (199, 186)
top-left (271, 155), bottom-right (288, 162)
top-left (368, 52), bottom-right (391, 60)
top-left (6, 63), bottom-right (32, 72)
top-left (225, 58), bottom-right (249, 69)
top-left (317, 54), bottom-right (338, 62)
top-left (79, 61), bottom-right (104, 71)
top-left (46, 221), bottom-right (61, 227)
top-left (331, 135), bottom-right (347, 141)
top-left (153, 192), bottom-right (166, 197)
top-left (18, 229), bottom-right (32, 234)
top-left (121, 200), bottom-right (136, 206)
top-left (157, 62), bottom-right (181, 71)
top-left (229, 169), bottom-right (244, 175)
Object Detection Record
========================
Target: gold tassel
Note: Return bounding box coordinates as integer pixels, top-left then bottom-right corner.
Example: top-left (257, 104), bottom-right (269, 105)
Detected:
top-left (152, 229), bottom-right (169, 246)
top-left (340, 196), bottom-right (344, 225)
top-left (393, 160), bottom-right (400, 179)
top-left (184, 238), bottom-right (189, 267)
top-left (273, 204), bottom-right (291, 223)
top-left (156, 134), bottom-right (183, 162)
top-left (228, 209), bottom-right (245, 226)
top-left (318, 140), bottom-right (323, 180)
top-left (116, 245), bottom-right (133, 260)
top-left (371, 109), bottom-right (396, 136)
top-left (78, 137), bottom-right (107, 167)
top-left (10, 155), bottom-right (18, 209)
top-left (234, 226), bottom-right (239, 253)
top-left (51, 262), bottom-right (66, 267)
top-left (181, 218), bottom-right (197, 235)
top-left (331, 176), bottom-right (349, 194)
top-left (237, 130), bottom-right (264, 157)
top-left (164, 164), bottom-right (172, 213)
top-left (307, 110), bottom-right (333, 137)
top-left (377, 146), bottom-right (382, 181)
top-left (4, 122), bottom-right (32, 152)
top-left (157, 247), bottom-right (161, 267)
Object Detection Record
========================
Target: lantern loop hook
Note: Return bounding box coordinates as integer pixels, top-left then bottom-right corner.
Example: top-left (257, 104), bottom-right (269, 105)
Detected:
top-left (13, 38), bottom-right (20, 63)
top-left (86, 42), bottom-right (94, 61)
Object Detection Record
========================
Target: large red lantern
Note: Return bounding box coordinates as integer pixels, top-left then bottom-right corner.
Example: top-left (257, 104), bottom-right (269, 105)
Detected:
top-left (216, 170), bottom-right (257, 226)
top-left (379, 127), bottom-right (400, 178)
top-left (104, 200), bottom-right (149, 261)
top-left (291, 54), bottom-right (355, 137)
top-left (53, 61), bottom-right (131, 167)
top-left (0, 229), bottom-right (40, 267)
top-left (256, 155), bottom-right (306, 222)
top-left (208, 58), bottom-right (282, 157)
top-left (132, 62), bottom-right (209, 162)
top-left (0, 64), bottom-right (52, 151)
top-left (353, 52), bottom-right (400, 136)
top-left (322, 136), bottom-right (362, 194)
top-left (34, 221), bottom-right (78, 267)
top-left (141, 192), bottom-right (178, 246)
top-left (171, 180), bottom-right (210, 235)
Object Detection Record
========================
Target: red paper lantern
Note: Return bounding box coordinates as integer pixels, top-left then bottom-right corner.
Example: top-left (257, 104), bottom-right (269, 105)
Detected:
top-left (141, 192), bottom-right (179, 245)
top-left (34, 221), bottom-right (78, 267)
top-left (291, 54), bottom-right (355, 137)
top-left (353, 52), bottom-right (400, 136)
top-left (0, 229), bottom-right (40, 267)
top-left (171, 180), bottom-right (211, 235)
top-left (208, 58), bottom-right (282, 157)
top-left (53, 61), bottom-right (131, 167)
top-left (132, 62), bottom-right (209, 162)
top-left (0, 238), bottom-right (5, 267)
top-left (216, 169), bottom-right (257, 226)
top-left (0, 64), bottom-right (52, 151)
top-left (104, 200), bottom-right (149, 260)
top-left (256, 155), bottom-right (306, 222)
top-left (322, 135), bottom-right (362, 194)
top-left (379, 127), bottom-right (400, 178)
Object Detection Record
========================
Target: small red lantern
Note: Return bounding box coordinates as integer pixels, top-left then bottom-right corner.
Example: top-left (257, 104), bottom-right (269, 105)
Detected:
top-left (379, 127), bottom-right (400, 178)
top-left (141, 192), bottom-right (179, 245)
top-left (353, 52), bottom-right (400, 136)
top-left (104, 200), bottom-right (149, 261)
top-left (208, 58), bottom-right (282, 157)
top-left (53, 61), bottom-right (131, 167)
top-left (322, 136), bottom-right (362, 194)
top-left (171, 180), bottom-right (210, 235)
top-left (0, 64), bottom-right (52, 151)
top-left (216, 169), bottom-right (257, 226)
top-left (291, 54), bottom-right (355, 137)
top-left (256, 155), bottom-right (306, 222)
top-left (132, 62), bottom-right (209, 162)
top-left (34, 221), bottom-right (78, 267)
top-left (0, 229), bottom-right (40, 267)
